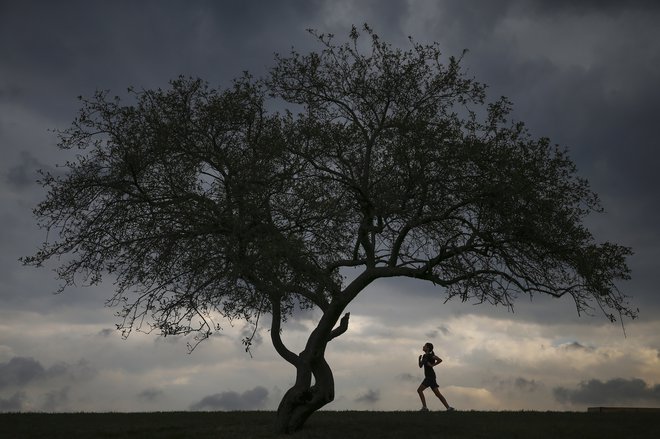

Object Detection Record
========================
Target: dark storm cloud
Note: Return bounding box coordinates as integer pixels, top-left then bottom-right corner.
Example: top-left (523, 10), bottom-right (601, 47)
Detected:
top-left (0, 357), bottom-right (96, 389)
top-left (426, 325), bottom-right (452, 339)
top-left (376, 23), bottom-right (660, 315)
top-left (514, 377), bottom-right (541, 392)
top-left (5, 151), bottom-right (43, 189)
top-left (0, 357), bottom-right (45, 388)
top-left (429, 0), bottom-right (660, 208)
top-left (554, 378), bottom-right (660, 405)
top-left (46, 359), bottom-right (96, 382)
top-left (491, 376), bottom-right (543, 393)
top-left (0, 392), bottom-right (26, 412)
top-left (523, 0), bottom-right (660, 15)
top-left (0, 0), bottom-right (322, 124)
top-left (396, 373), bottom-right (417, 383)
top-left (138, 388), bottom-right (164, 402)
top-left (97, 328), bottom-right (114, 338)
top-left (438, 326), bottom-right (451, 336)
top-left (190, 386), bottom-right (268, 410)
top-left (42, 386), bottom-right (70, 411)
top-left (355, 389), bottom-right (380, 404)
top-left (0, 84), bottom-right (23, 102)
top-left (1, 1), bottom-right (323, 81)
top-left (560, 342), bottom-right (594, 352)
top-left (6, 0), bottom-right (656, 315)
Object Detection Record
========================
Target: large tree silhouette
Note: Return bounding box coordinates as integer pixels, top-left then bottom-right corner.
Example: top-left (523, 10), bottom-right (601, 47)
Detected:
top-left (24, 26), bottom-right (634, 432)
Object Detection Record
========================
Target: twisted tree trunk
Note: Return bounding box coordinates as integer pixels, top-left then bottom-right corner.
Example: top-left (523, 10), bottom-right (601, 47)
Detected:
top-left (271, 300), bottom-right (350, 433)
top-left (276, 351), bottom-right (335, 433)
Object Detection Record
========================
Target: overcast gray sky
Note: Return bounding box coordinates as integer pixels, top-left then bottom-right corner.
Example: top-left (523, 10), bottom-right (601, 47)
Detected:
top-left (1, 0), bottom-right (659, 412)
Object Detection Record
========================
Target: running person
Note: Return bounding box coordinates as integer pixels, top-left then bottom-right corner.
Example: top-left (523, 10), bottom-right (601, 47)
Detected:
top-left (417, 342), bottom-right (454, 411)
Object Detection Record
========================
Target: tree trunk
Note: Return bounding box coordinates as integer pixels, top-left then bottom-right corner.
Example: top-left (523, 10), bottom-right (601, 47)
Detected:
top-left (269, 296), bottom-right (351, 433)
top-left (276, 352), bottom-right (335, 433)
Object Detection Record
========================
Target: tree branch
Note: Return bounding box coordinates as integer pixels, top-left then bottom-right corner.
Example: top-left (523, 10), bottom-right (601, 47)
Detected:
top-left (328, 312), bottom-right (350, 342)
top-left (269, 296), bottom-right (299, 366)
top-left (325, 258), bottom-right (368, 273)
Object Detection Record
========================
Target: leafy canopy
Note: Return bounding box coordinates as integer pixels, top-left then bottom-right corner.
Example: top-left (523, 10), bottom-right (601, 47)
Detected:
top-left (24, 25), bottom-right (634, 350)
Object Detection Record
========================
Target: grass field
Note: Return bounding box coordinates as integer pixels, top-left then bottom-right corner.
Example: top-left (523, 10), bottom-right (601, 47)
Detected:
top-left (2, 410), bottom-right (659, 438)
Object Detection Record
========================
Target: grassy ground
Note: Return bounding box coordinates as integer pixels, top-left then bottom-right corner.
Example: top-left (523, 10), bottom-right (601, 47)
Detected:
top-left (1, 410), bottom-right (659, 438)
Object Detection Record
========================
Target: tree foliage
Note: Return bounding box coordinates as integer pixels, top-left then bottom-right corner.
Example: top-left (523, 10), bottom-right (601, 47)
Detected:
top-left (24, 25), bottom-right (634, 432)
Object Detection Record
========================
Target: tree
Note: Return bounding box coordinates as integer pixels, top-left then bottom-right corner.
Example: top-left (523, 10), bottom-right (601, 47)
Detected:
top-left (24, 25), bottom-right (635, 433)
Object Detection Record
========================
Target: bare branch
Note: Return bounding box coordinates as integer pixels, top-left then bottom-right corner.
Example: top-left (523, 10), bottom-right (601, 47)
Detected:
top-left (328, 312), bottom-right (350, 342)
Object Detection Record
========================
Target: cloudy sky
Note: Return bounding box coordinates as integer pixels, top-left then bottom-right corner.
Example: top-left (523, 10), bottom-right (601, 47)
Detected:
top-left (2, 0), bottom-right (660, 413)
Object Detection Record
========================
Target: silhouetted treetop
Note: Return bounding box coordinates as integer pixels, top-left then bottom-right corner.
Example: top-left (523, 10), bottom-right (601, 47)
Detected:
top-left (24, 24), bottom-right (634, 433)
